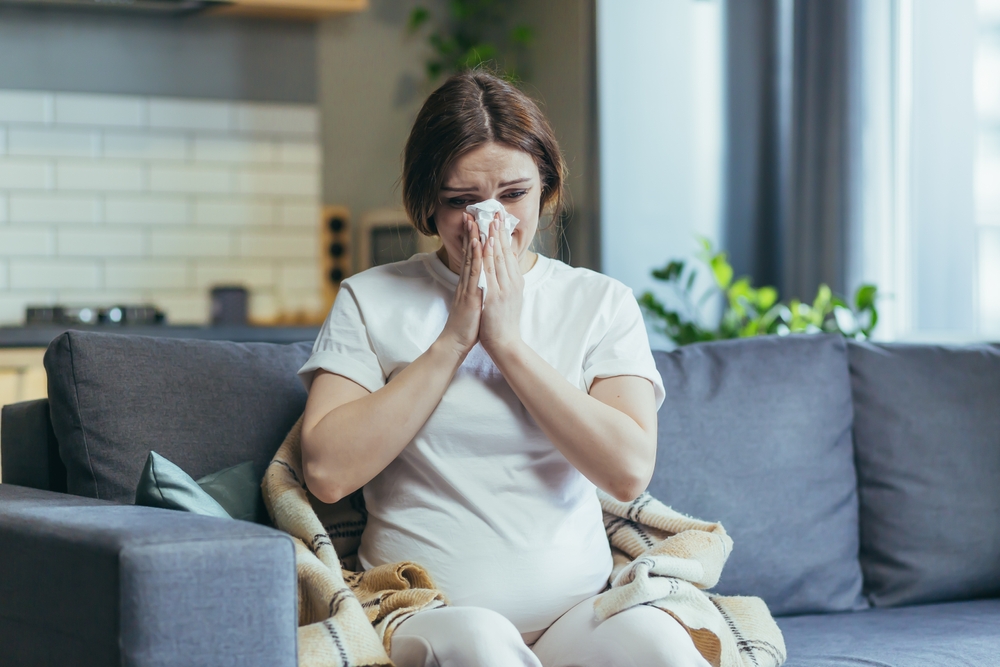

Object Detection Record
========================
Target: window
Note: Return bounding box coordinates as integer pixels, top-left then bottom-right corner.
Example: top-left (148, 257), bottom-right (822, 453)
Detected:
top-left (975, 0), bottom-right (1000, 334)
top-left (852, 0), bottom-right (997, 342)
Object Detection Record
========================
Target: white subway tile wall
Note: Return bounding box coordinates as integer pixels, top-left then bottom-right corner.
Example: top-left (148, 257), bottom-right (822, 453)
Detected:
top-left (10, 194), bottom-right (102, 225)
top-left (0, 89), bottom-right (322, 325)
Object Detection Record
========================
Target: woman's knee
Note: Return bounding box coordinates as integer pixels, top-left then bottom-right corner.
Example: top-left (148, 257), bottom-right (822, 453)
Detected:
top-left (391, 606), bottom-right (539, 667)
top-left (533, 599), bottom-right (711, 667)
top-left (595, 605), bottom-right (711, 667)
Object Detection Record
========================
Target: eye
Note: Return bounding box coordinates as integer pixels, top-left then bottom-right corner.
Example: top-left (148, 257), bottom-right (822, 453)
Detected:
top-left (502, 190), bottom-right (528, 200)
top-left (447, 197), bottom-right (470, 207)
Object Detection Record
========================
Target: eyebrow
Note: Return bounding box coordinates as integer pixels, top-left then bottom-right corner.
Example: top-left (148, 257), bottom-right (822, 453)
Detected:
top-left (440, 177), bottom-right (532, 192)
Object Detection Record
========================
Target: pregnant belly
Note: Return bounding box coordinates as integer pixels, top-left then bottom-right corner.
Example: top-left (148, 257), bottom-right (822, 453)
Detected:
top-left (357, 513), bottom-right (613, 633)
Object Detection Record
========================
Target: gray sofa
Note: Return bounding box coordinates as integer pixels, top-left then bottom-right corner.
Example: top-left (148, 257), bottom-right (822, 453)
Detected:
top-left (1, 330), bottom-right (998, 667)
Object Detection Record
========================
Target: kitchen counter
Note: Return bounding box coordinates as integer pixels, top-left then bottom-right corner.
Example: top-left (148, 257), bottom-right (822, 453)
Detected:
top-left (0, 325), bottom-right (321, 349)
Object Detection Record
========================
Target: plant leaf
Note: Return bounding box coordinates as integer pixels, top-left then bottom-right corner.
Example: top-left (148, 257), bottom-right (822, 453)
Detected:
top-left (449, 0), bottom-right (470, 20)
top-left (756, 286), bottom-right (778, 310)
top-left (408, 6), bottom-right (430, 32)
top-left (641, 236), bottom-right (881, 346)
top-left (758, 303), bottom-right (786, 333)
top-left (426, 61), bottom-right (445, 79)
top-left (460, 44), bottom-right (496, 69)
top-left (833, 306), bottom-right (858, 334)
top-left (728, 277), bottom-right (753, 302)
top-left (813, 284), bottom-right (832, 312)
top-left (685, 269), bottom-right (697, 293)
top-left (855, 284), bottom-right (877, 310)
top-left (429, 33), bottom-right (457, 55)
top-left (710, 253), bottom-right (733, 289)
top-left (652, 260), bottom-right (684, 282)
top-left (510, 24), bottom-right (533, 45)
top-left (696, 235), bottom-right (712, 257)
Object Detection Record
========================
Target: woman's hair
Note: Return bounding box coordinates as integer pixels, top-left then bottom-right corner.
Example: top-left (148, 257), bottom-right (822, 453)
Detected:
top-left (402, 70), bottom-right (565, 236)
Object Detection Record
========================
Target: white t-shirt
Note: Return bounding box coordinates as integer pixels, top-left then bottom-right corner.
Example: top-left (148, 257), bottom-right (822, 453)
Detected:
top-left (298, 251), bottom-right (665, 633)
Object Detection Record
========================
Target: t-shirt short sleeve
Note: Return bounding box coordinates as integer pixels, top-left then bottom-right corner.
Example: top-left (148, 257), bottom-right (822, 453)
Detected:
top-left (298, 284), bottom-right (385, 393)
top-left (583, 291), bottom-right (666, 410)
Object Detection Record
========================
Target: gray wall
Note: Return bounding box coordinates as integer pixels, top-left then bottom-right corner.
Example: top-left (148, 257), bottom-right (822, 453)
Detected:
top-left (317, 0), bottom-right (429, 229)
top-left (515, 0), bottom-right (599, 270)
top-left (0, 5), bottom-right (316, 102)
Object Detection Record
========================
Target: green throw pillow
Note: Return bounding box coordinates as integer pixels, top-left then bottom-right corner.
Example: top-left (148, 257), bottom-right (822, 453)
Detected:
top-left (195, 459), bottom-right (264, 522)
top-left (135, 451), bottom-right (262, 522)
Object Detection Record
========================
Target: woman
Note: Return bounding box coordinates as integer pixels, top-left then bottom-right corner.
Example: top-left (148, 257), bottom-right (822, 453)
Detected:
top-left (298, 71), bottom-right (710, 667)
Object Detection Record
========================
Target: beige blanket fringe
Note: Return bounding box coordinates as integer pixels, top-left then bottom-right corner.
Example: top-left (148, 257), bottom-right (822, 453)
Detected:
top-left (262, 416), bottom-right (787, 667)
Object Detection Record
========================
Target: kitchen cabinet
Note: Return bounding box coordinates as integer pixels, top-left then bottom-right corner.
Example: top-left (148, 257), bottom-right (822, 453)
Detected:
top-left (0, 348), bottom-right (47, 483)
top-left (214, 0), bottom-right (367, 19)
top-left (0, 349), bottom-right (47, 408)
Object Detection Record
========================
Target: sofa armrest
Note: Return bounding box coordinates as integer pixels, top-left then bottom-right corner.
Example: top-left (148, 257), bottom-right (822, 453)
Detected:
top-left (0, 485), bottom-right (298, 667)
top-left (1, 398), bottom-right (65, 491)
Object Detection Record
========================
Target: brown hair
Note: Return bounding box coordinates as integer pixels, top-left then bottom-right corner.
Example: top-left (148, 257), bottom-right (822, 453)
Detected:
top-left (402, 70), bottom-right (565, 236)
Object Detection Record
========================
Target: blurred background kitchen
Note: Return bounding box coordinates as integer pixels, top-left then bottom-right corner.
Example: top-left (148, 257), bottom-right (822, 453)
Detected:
top-left (0, 0), bottom-right (998, 407)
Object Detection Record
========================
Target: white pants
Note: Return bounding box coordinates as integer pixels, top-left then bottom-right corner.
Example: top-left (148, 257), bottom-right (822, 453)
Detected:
top-left (390, 597), bottom-right (712, 667)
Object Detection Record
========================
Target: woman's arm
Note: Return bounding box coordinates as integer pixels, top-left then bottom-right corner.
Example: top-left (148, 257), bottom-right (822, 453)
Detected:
top-left (301, 344), bottom-right (465, 504)
top-left (478, 218), bottom-right (658, 502)
top-left (301, 218), bottom-right (484, 504)
top-left (492, 345), bottom-right (657, 503)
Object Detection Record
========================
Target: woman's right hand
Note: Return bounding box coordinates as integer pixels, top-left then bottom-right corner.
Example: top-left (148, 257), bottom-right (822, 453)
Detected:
top-left (438, 214), bottom-right (483, 357)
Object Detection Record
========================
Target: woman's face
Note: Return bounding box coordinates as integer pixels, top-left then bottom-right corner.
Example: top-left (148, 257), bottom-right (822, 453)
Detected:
top-left (433, 141), bottom-right (541, 274)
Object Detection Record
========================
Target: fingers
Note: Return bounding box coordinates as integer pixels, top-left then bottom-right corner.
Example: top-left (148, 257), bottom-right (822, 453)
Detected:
top-left (498, 212), bottom-right (520, 277)
top-left (482, 222), bottom-right (500, 299)
top-left (471, 229), bottom-right (483, 296)
top-left (491, 213), bottom-right (510, 288)
top-left (454, 217), bottom-right (470, 293)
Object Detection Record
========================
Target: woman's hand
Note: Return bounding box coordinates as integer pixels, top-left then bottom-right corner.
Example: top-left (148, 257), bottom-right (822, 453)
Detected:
top-left (438, 214), bottom-right (483, 357)
top-left (480, 211), bottom-right (525, 356)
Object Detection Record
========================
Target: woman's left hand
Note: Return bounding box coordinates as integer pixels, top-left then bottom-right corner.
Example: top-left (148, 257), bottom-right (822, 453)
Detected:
top-left (480, 212), bottom-right (524, 356)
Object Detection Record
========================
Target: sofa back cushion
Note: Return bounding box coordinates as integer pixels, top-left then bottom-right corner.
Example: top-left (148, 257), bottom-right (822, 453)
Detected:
top-left (44, 331), bottom-right (311, 504)
top-left (849, 341), bottom-right (1000, 607)
top-left (648, 335), bottom-right (867, 616)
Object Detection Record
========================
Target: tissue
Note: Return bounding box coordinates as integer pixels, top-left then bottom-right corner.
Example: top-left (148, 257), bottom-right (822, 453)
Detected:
top-left (466, 199), bottom-right (519, 302)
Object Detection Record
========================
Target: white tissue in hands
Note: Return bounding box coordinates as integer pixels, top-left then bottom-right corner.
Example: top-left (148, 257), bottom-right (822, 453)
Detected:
top-left (467, 198), bottom-right (520, 244)
top-left (466, 199), bottom-right (519, 303)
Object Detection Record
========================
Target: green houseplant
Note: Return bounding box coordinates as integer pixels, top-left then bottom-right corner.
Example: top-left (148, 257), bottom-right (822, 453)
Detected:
top-left (408, 0), bottom-right (533, 82)
top-left (639, 239), bottom-right (879, 347)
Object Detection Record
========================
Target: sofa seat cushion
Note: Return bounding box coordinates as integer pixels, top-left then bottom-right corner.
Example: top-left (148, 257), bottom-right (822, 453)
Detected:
top-left (777, 598), bottom-right (1000, 666)
top-left (849, 342), bottom-right (1000, 607)
top-left (649, 335), bottom-right (866, 616)
top-left (44, 331), bottom-right (312, 504)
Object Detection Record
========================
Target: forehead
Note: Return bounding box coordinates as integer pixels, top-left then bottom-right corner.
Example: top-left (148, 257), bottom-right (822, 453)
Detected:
top-left (444, 142), bottom-right (538, 186)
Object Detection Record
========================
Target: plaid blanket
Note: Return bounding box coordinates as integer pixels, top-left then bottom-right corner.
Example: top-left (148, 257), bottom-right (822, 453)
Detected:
top-left (262, 416), bottom-right (787, 667)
